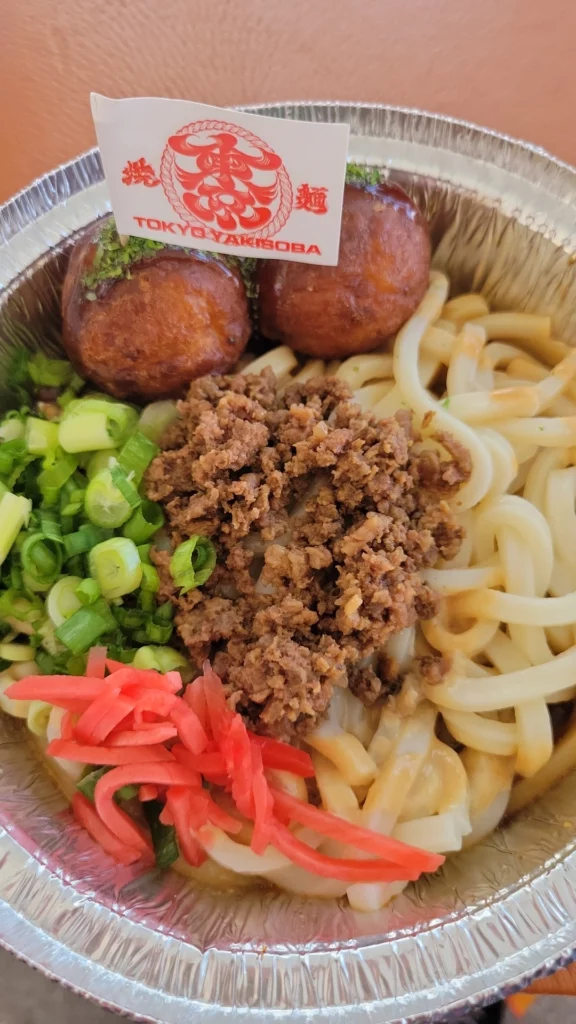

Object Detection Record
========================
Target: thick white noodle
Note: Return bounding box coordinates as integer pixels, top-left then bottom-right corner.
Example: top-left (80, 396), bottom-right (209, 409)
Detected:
top-left (89, 284), bottom-right (575, 903)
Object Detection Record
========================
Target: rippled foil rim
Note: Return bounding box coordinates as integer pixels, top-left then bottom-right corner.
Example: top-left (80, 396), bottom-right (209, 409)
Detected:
top-left (1, 103), bottom-right (576, 1023)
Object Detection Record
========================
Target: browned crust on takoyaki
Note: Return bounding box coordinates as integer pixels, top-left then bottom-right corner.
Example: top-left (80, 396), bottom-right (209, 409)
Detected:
top-left (257, 182), bottom-right (431, 359)
top-left (61, 219), bottom-right (252, 401)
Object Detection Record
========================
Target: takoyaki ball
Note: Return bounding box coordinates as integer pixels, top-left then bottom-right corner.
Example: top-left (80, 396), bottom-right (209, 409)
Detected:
top-left (61, 218), bottom-right (252, 401)
top-left (257, 182), bottom-right (430, 360)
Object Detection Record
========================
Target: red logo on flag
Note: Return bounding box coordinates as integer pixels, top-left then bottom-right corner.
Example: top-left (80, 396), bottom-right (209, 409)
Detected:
top-left (121, 158), bottom-right (160, 188)
top-left (295, 184), bottom-right (329, 214)
top-left (155, 120), bottom-right (293, 238)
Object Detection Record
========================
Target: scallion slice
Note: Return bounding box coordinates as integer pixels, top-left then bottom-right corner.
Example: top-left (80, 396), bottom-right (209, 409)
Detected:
top-left (89, 597), bottom-right (118, 633)
top-left (0, 590), bottom-right (43, 627)
top-left (39, 508), bottom-right (63, 544)
top-left (139, 590), bottom-right (155, 614)
top-left (47, 576), bottom-right (83, 627)
top-left (75, 578), bottom-right (101, 606)
top-left (21, 532), bottom-right (63, 588)
top-left (88, 537), bottom-right (142, 600)
top-left (84, 468), bottom-right (133, 528)
top-left (122, 501), bottom-right (164, 543)
top-left (38, 449), bottom-right (78, 505)
top-left (63, 524), bottom-right (110, 558)
top-left (109, 464), bottom-right (141, 509)
top-left (0, 493), bottom-right (32, 566)
top-left (0, 416), bottom-right (25, 443)
top-left (140, 563), bottom-right (160, 593)
top-left (62, 398), bottom-right (138, 445)
top-left (137, 544), bottom-right (152, 564)
top-left (132, 646), bottom-right (188, 673)
top-left (25, 417), bottom-right (59, 456)
top-left (169, 535), bottom-right (216, 594)
top-left (58, 413), bottom-right (117, 454)
top-left (54, 606), bottom-right (109, 654)
top-left (28, 354), bottom-right (73, 388)
top-left (117, 431), bottom-right (159, 484)
top-left (0, 439), bottom-right (28, 477)
top-left (143, 799), bottom-right (179, 869)
top-left (144, 621), bottom-right (173, 644)
top-left (86, 449), bottom-right (119, 479)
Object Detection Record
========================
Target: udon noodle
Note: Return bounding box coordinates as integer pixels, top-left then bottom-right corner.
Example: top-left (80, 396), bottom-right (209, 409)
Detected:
top-left (229, 271), bottom-right (576, 909)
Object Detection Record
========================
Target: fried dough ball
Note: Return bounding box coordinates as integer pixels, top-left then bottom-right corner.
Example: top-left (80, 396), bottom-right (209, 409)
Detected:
top-left (61, 217), bottom-right (252, 401)
top-left (257, 181), bottom-right (430, 359)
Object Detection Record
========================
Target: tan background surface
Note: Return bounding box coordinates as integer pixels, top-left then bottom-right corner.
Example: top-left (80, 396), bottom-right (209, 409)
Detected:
top-left (2, 0), bottom-right (576, 203)
top-left (1, 0), bottom-right (576, 1003)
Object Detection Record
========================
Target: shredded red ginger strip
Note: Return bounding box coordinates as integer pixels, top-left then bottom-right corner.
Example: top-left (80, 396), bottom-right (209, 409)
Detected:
top-left (86, 646), bottom-right (107, 680)
top-left (72, 793), bottom-right (142, 865)
top-left (139, 785), bottom-right (159, 802)
top-left (6, 651), bottom-right (444, 882)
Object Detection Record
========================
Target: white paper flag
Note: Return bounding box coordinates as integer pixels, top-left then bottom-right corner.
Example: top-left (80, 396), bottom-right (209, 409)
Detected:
top-left (91, 95), bottom-right (350, 266)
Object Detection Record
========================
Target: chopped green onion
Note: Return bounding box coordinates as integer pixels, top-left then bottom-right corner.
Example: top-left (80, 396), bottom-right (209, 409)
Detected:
top-left (144, 621), bottom-right (173, 644)
top-left (122, 501), bottom-right (164, 543)
top-left (60, 488), bottom-right (85, 516)
top-left (143, 799), bottom-right (179, 869)
top-left (132, 646), bottom-right (188, 674)
top-left (26, 700), bottom-right (52, 737)
top-left (0, 481), bottom-right (8, 502)
top-left (63, 524), bottom-right (110, 558)
top-left (0, 493), bottom-right (32, 566)
top-left (139, 590), bottom-right (155, 613)
top-left (28, 354), bottom-right (72, 388)
top-left (117, 431), bottom-right (158, 484)
top-left (0, 439), bottom-right (28, 477)
top-left (109, 464), bottom-right (141, 509)
top-left (22, 570), bottom-right (51, 594)
top-left (75, 578), bottom-right (101, 605)
top-left (88, 537), bottom-right (142, 600)
top-left (58, 372), bottom-right (85, 409)
top-left (25, 417), bottom-right (59, 455)
top-left (154, 601), bottom-right (173, 623)
top-left (63, 398), bottom-right (138, 445)
top-left (84, 469), bottom-right (133, 528)
top-left (138, 401), bottom-right (179, 444)
top-left (106, 646), bottom-right (137, 665)
top-left (20, 532), bottom-right (63, 587)
top-left (39, 508), bottom-right (63, 544)
top-left (137, 544), bottom-right (152, 564)
top-left (86, 449), bottom-right (119, 479)
top-left (54, 606), bottom-right (110, 654)
top-left (140, 563), bottom-right (160, 593)
top-left (169, 535), bottom-right (216, 594)
top-left (10, 565), bottom-right (23, 590)
top-left (77, 766), bottom-right (138, 803)
top-left (59, 515), bottom-right (75, 536)
top-left (0, 417), bottom-right (25, 443)
top-left (89, 597), bottom-right (118, 633)
top-left (58, 413), bottom-right (117, 454)
top-left (35, 650), bottom-right (55, 673)
top-left (38, 449), bottom-right (78, 505)
top-left (64, 555), bottom-right (84, 577)
top-left (0, 590), bottom-right (43, 627)
top-left (113, 606), bottom-right (146, 630)
top-left (46, 576), bottom-right (83, 627)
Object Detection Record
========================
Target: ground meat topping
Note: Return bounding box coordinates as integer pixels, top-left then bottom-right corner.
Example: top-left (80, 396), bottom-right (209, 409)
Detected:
top-left (146, 369), bottom-right (467, 739)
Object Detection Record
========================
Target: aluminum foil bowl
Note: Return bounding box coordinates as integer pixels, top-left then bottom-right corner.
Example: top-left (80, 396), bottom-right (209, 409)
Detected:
top-left (1, 103), bottom-right (576, 1024)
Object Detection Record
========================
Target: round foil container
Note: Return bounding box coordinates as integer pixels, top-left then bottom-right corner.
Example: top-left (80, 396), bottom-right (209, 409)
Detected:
top-left (1, 104), bottom-right (576, 1023)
